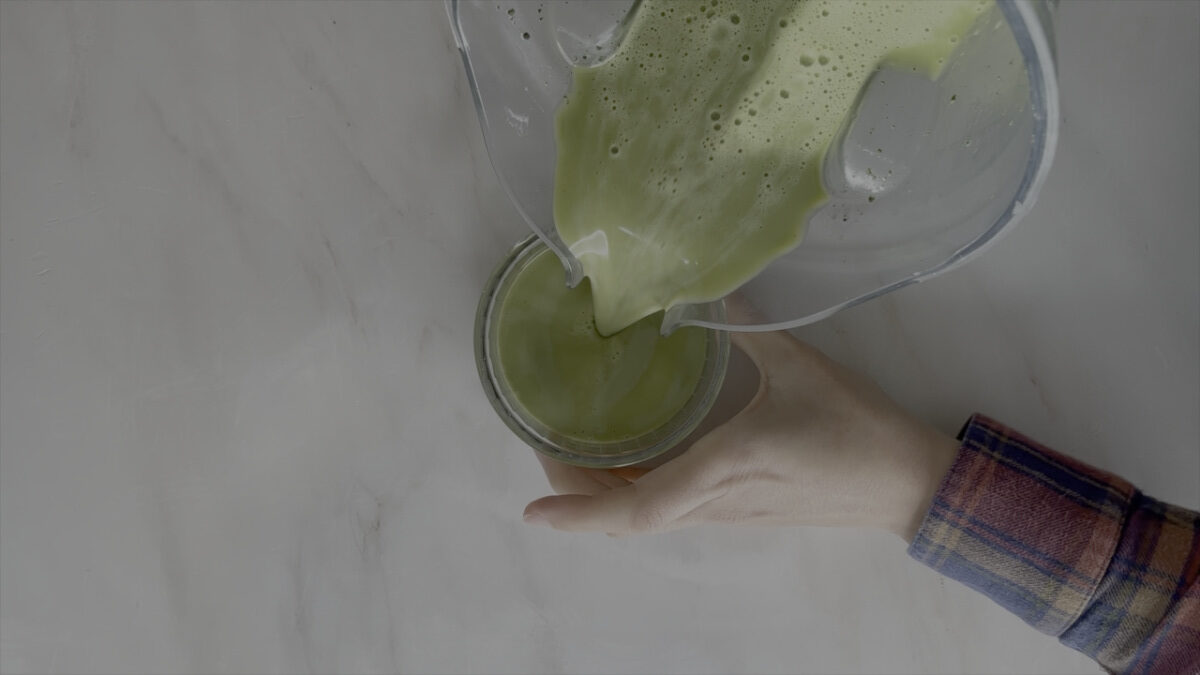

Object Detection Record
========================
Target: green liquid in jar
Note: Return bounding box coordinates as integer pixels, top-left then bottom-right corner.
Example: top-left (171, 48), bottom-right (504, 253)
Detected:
top-left (495, 245), bottom-right (709, 444)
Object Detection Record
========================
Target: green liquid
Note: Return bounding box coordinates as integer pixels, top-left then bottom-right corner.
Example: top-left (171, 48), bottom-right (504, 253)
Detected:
top-left (495, 245), bottom-right (709, 444)
top-left (555, 0), bottom-right (989, 334)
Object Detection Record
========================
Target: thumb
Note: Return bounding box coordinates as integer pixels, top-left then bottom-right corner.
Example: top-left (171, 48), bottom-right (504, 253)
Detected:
top-left (523, 486), bottom-right (645, 533)
top-left (524, 459), bottom-right (721, 534)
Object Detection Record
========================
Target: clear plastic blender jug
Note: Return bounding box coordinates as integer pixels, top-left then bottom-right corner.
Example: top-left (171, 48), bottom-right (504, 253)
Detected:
top-left (448, 0), bottom-right (1058, 333)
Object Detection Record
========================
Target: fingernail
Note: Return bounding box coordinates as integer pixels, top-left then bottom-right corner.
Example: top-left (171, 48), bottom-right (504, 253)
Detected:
top-left (523, 510), bottom-right (549, 527)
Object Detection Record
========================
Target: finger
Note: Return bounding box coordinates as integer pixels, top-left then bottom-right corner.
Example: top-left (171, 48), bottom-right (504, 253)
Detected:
top-left (589, 467), bottom-right (633, 488)
top-left (524, 487), bottom-right (643, 533)
top-left (723, 291), bottom-right (770, 325)
top-left (608, 466), bottom-right (648, 482)
top-left (536, 454), bottom-right (627, 495)
top-left (525, 455), bottom-right (726, 533)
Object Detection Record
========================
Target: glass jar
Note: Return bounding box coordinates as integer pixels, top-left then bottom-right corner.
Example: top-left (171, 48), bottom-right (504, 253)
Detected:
top-left (474, 236), bottom-right (730, 468)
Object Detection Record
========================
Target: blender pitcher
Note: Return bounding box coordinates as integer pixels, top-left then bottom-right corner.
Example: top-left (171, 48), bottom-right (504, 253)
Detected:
top-left (449, 0), bottom-right (1058, 332)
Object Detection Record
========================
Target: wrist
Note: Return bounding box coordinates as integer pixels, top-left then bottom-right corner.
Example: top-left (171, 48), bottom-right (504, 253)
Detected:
top-left (886, 427), bottom-right (960, 543)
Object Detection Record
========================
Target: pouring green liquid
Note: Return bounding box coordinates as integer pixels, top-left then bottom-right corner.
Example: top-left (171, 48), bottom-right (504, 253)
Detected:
top-left (495, 244), bottom-right (709, 444)
top-left (495, 0), bottom-right (990, 446)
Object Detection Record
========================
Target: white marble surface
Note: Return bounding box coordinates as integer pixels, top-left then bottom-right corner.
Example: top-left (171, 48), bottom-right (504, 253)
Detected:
top-left (1, 1), bottom-right (1196, 673)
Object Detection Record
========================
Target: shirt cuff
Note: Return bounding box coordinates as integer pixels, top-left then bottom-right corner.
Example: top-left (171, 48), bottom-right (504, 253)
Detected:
top-left (908, 413), bottom-right (1135, 636)
top-left (1057, 492), bottom-right (1200, 673)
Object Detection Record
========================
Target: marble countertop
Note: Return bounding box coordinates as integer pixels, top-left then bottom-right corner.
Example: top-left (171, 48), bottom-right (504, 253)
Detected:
top-left (1, 2), bottom-right (1196, 673)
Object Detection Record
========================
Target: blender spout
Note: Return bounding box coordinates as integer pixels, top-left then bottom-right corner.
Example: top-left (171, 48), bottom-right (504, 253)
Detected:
top-left (545, 236), bottom-right (586, 288)
top-left (660, 304), bottom-right (695, 336)
top-left (661, 300), bottom-right (726, 336)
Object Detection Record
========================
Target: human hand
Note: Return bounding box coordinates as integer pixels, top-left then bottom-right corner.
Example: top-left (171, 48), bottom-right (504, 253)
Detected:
top-left (522, 306), bottom-right (959, 542)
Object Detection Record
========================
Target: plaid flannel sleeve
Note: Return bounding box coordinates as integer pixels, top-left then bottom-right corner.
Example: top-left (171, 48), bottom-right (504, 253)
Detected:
top-left (909, 414), bottom-right (1200, 674)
